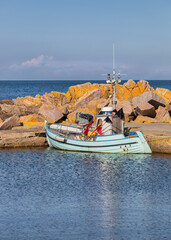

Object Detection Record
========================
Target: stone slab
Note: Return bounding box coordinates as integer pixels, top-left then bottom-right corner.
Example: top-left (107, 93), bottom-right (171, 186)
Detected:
top-left (132, 91), bottom-right (166, 109)
top-left (0, 115), bottom-right (21, 130)
top-left (75, 89), bottom-right (101, 109)
top-left (135, 101), bottom-right (156, 118)
top-left (39, 104), bottom-right (63, 122)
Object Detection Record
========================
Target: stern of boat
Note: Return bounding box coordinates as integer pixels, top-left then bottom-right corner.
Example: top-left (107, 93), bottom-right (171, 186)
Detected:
top-left (136, 131), bottom-right (152, 153)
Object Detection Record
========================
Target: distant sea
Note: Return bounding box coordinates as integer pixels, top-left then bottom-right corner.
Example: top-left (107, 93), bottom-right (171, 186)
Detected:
top-left (0, 80), bottom-right (170, 100)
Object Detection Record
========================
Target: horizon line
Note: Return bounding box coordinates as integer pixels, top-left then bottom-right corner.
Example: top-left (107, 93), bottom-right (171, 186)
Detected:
top-left (0, 79), bottom-right (171, 81)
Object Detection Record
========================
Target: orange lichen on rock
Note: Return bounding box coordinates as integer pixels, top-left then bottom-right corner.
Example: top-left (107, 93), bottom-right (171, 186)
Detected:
top-left (134, 116), bottom-right (158, 123)
top-left (66, 82), bottom-right (92, 103)
top-left (115, 84), bottom-right (125, 102)
top-left (137, 80), bottom-right (153, 93)
top-left (67, 111), bottom-right (77, 123)
top-left (13, 95), bottom-right (43, 107)
top-left (131, 86), bottom-right (142, 98)
top-left (146, 136), bottom-right (171, 154)
top-left (96, 99), bottom-right (109, 110)
top-left (155, 106), bottom-right (171, 123)
top-left (43, 91), bottom-right (67, 106)
top-left (75, 89), bottom-right (101, 109)
top-left (66, 83), bottom-right (112, 104)
top-left (154, 88), bottom-right (171, 103)
top-left (116, 79), bottom-right (139, 101)
top-left (14, 91), bottom-right (67, 108)
top-left (4, 80), bottom-right (170, 128)
top-left (20, 114), bottom-right (44, 126)
top-left (98, 84), bottom-right (112, 99)
top-left (116, 79), bottom-right (153, 102)
top-left (86, 100), bottom-right (101, 115)
top-left (123, 79), bottom-right (137, 89)
top-left (23, 96), bottom-right (43, 106)
top-left (115, 84), bottom-right (132, 101)
top-left (137, 81), bottom-right (146, 93)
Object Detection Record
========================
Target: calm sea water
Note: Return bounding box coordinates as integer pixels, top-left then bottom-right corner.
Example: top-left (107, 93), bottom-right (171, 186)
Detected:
top-left (0, 80), bottom-right (171, 239)
top-left (0, 148), bottom-right (170, 240)
top-left (0, 80), bottom-right (170, 100)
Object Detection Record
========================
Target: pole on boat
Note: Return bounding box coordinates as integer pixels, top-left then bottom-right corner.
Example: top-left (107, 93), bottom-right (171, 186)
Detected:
top-left (106, 44), bottom-right (121, 110)
top-left (112, 43), bottom-right (116, 109)
top-left (113, 43), bottom-right (115, 77)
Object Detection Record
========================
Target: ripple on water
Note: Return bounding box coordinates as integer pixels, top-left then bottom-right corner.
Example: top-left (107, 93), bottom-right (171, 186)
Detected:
top-left (0, 148), bottom-right (170, 240)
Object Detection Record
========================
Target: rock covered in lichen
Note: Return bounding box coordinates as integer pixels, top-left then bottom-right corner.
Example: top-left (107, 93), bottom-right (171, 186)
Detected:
top-left (0, 79), bottom-right (171, 127)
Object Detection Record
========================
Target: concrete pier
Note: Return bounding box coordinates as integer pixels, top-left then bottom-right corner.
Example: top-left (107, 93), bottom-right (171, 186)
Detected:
top-left (0, 125), bottom-right (48, 148)
top-left (0, 123), bottom-right (170, 154)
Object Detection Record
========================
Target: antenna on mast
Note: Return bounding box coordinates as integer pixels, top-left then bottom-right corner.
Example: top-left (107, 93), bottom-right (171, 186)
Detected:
top-left (105, 43), bottom-right (121, 109)
top-left (113, 43), bottom-right (115, 77)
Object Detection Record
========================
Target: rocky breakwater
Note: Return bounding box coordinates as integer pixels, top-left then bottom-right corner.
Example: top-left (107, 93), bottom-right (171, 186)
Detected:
top-left (0, 80), bottom-right (170, 153)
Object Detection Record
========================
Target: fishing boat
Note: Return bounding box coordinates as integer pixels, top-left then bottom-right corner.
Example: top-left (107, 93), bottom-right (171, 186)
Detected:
top-left (45, 67), bottom-right (152, 154)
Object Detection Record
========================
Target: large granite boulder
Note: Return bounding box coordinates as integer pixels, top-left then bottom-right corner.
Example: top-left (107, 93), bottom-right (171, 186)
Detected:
top-left (75, 89), bottom-right (101, 109)
top-left (116, 100), bottom-right (134, 121)
top-left (123, 79), bottom-right (137, 90)
top-left (0, 115), bottom-right (21, 130)
top-left (96, 99), bottom-right (109, 112)
top-left (13, 91), bottom-right (67, 108)
top-left (67, 111), bottom-right (77, 123)
top-left (76, 98), bottom-right (109, 116)
top-left (115, 81), bottom-right (133, 102)
top-left (42, 91), bottom-right (67, 106)
top-left (58, 106), bottom-right (69, 116)
top-left (66, 82), bottom-right (112, 103)
top-left (116, 100), bottom-right (133, 114)
top-left (13, 96), bottom-right (43, 107)
top-left (155, 106), bottom-right (171, 122)
top-left (115, 79), bottom-right (153, 102)
top-left (166, 98), bottom-right (171, 114)
top-left (137, 80), bottom-right (152, 92)
top-left (132, 91), bottom-right (166, 109)
top-left (0, 103), bottom-right (39, 119)
top-left (38, 104), bottom-right (63, 123)
top-left (135, 102), bottom-right (156, 118)
top-left (20, 114), bottom-right (45, 126)
top-left (154, 88), bottom-right (171, 103)
top-left (66, 82), bottom-right (92, 103)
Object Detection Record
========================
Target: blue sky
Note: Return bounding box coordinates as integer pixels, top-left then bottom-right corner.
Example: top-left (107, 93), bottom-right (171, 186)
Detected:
top-left (0, 0), bottom-right (171, 80)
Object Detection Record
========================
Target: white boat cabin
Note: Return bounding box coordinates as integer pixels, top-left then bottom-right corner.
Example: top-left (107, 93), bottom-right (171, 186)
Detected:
top-left (95, 107), bottom-right (124, 135)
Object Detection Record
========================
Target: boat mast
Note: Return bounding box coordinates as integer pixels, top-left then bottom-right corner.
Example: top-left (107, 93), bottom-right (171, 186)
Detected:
top-left (113, 43), bottom-right (115, 77)
top-left (106, 44), bottom-right (121, 110)
top-left (112, 44), bottom-right (117, 110)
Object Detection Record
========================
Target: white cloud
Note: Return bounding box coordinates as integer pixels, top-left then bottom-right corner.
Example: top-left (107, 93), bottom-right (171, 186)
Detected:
top-left (9, 55), bottom-right (107, 72)
top-left (21, 55), bottom-right (45, 67)
top-left (9, 55), bottom-right (55, 69)
top-left (9, 55), bottom-right (170, 80)
top-left (7, 55), bottom-right (109, 79)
